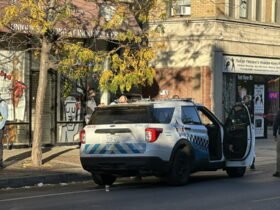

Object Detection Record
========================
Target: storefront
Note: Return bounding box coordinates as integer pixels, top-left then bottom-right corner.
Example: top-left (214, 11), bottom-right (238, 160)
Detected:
top-left (55, 72), bottom-right (102, 144)
top-left (0, 50), bottom-right (30, 146)
top-left (0, 50), bottom-right (103, 147)
top-left (223, 55), bottom-right (280, 138)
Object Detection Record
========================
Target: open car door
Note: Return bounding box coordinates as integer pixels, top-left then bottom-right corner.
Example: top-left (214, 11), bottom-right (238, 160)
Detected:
top-left (224, 103), bottom-right (255, 168)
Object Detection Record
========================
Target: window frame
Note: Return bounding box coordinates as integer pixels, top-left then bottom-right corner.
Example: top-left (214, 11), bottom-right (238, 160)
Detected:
top-left (275, 0), bottom-right (280, 23)
top-left (228, 0), bottom-right (236, 18)
top-left (255, 0), bottom-right (262, 21)
top-left (240, 0), bottom-right (249, 19)
top-left (170, 0), bottom-right (191, 17)
top-left (181, 106), bottom-right (201, 125)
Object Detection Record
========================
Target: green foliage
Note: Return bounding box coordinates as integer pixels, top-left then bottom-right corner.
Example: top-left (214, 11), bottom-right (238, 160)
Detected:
top-left (62, 80), bottom-right (74, 98)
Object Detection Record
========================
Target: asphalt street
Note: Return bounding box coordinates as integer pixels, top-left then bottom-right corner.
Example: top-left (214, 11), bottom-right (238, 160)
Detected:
top-left (0, 163), bottom-right (279, 210)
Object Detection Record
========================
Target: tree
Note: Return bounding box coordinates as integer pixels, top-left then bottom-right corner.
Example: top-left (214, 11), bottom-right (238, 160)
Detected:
top-left (0, 0), bottom-right (164, 167)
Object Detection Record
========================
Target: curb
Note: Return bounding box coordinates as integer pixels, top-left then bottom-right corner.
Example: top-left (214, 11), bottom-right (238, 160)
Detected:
top-left (0, 173), bottom-right (92, 189)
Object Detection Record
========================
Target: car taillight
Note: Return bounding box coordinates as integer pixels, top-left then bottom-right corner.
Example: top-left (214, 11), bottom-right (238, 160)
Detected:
top-left (145, 128), bottom-right (163, 142)
top-left (80, 129), bottom-right (86, 144)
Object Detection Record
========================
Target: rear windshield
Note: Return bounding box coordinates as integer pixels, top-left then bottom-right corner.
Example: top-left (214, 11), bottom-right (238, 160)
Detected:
top-left (89, 106), bottom-right (174, 125)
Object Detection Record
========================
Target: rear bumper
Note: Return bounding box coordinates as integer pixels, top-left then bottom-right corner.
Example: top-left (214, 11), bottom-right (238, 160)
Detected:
top-left (80, 156), bottom-right (169, 176)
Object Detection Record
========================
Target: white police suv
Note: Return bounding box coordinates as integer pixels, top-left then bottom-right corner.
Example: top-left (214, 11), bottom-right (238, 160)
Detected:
top-left (80, 99), bottom-right (255, 186)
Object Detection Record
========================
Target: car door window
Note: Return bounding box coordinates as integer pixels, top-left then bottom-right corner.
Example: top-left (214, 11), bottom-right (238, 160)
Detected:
top-left (197, 106), bottom-right (222, 160)
top-left (224, 104), bottom-right (251, 160)
top-left (226, 104), bottom-right (250, 126)
top-left (181, 106), bottom-right (201, 124)
top-left (198, 110), bottom-right (213, 125)
top-left (152, 108), bottom-right (175, 123)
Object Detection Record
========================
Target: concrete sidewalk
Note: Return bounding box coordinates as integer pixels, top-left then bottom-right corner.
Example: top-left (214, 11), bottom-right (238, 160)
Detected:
top-left (0, 134), bottom-right (277, 189)
top-left (0, 145), bottom-right (91, 189)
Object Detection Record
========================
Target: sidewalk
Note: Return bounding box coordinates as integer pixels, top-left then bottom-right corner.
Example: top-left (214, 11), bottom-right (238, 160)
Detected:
top-left (0, 145), bottom-right (92, 189)
top-left (254, 126), bottom-right (276, 167)
top-left (0, 135), bottom-right (277, 189)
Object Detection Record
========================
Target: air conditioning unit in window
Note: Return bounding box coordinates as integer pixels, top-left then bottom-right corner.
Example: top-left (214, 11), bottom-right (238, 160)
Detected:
top-left (180, 6), bottom-right (191, 16)
top-left (170, 7), bottom-right (176, 16)
top-left (170, 6), bottom-right (191, 16)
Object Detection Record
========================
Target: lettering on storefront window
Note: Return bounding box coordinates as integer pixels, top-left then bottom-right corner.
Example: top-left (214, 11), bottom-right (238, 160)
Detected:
top-left (237, 74), bottom-right (253, 81)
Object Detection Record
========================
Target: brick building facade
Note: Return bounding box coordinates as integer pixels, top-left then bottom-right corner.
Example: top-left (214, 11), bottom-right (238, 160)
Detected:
top-left (147, 0), bottom-right (280, 138)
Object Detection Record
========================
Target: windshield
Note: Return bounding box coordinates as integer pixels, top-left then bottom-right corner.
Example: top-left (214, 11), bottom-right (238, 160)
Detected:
top-left (89, 105), bottom-right (174, 125)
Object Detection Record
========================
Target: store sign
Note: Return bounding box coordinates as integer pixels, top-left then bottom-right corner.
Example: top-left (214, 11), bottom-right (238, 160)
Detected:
top-left (223, 56), bottom-right (280, 75)
top-left (269, 91), bottom-right (279, 100)
top-left (10, 23), bottom-right (118, 39)
top-left (237, 74), bottom-right (253, 81)
top-left (254, 85), bottom-right (265, 114)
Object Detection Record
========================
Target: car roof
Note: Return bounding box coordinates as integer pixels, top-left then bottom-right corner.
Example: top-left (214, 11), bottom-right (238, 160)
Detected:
top-left (105, 98), bottom-right (198, 107)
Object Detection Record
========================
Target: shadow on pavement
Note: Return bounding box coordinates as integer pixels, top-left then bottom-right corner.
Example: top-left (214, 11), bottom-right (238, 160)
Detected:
top-left (4, 147), bottom-right (52, 167)
top-left (42, 148), bottom-right (76, 164)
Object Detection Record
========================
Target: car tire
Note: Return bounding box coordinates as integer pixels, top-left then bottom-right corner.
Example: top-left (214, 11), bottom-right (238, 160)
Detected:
top-left (167, 147), bottom-right (191, 186)
top-left (226, 167), bottom-right (246, 178)
top-left (91, 173), bottom-right (116, 186)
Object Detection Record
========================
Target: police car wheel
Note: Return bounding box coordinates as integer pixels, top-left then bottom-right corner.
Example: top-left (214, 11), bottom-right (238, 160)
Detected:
top-left (91, 173), bottom-right (116, 186)
top-left (226, 167), bottom-right (246, 178)
top-left (168, 148), bottom-right (191, 186)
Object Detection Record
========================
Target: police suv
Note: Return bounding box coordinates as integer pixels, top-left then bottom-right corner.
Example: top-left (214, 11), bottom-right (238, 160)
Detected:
top-left (80, 99), bottom-right (255, 186)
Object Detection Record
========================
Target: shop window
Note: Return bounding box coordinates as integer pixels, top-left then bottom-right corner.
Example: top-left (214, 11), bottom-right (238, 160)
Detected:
top-left (0, 51), bottom-right (30, 145)
top-left (170, 0), bottom-right (191, 17)
top-left (240, 0), bottom-right (249, 18)
top-left (275, 0), bottom-right (280, 23)
top-left (228, 0), bottom-right (236, 18)
top-left (223, 74), bottom-right (236, 120)
top-left (267, 77), bottom-right (280, 125)
top-left (256, 0), bottom-right (262, 22)
top-left (57, 76), bottom-right (85, 143)
top-left (0, 52), bottom-right (29, 122)
top-left (57, 72), bottom-right (101, 143)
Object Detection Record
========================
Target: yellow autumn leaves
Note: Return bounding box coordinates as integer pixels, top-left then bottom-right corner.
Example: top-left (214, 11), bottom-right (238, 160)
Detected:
top-left (1, 0), bottom-right (51, 33)
top-left (0, 0), bottom-right (165, 93)
top-left (100, 48), bottom-right (155, 92)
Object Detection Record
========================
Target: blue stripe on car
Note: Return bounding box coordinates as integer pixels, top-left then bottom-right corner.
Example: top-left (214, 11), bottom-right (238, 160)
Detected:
top-left (127, 143), bottom-right (140, 153)
top-left (84, 143), bottom-right (146, 154)
top-left (89, 144), bottom-right (100, 154)
top-left (115, 144), bottom-right (127, 154)
top-left (99, 144), bottom-right (112, 154)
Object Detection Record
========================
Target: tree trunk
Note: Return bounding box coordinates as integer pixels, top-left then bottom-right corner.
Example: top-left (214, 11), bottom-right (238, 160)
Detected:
top-left (31, 37), bottom-right (51, 167)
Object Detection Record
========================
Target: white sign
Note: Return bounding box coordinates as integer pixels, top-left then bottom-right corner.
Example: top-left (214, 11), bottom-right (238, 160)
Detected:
top-left (253, 84), bottom-right (265, 138)
top-left (254, 84), bottom-right (265, 114)
top-left (254, 115), bottom-right (264, 138)
top-left (223, 56), bottom-right (280, 75)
